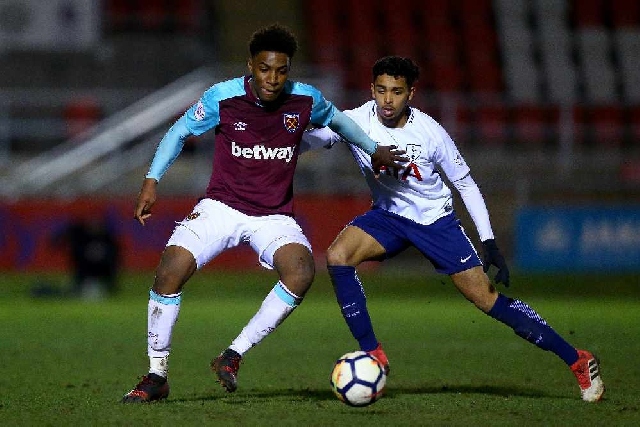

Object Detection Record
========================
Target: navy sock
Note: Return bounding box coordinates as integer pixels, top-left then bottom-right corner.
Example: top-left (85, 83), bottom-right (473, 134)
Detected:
top-left (327, 265), bottom-right (378, 351)
top-left (488, 293), bottom-right (579, 365)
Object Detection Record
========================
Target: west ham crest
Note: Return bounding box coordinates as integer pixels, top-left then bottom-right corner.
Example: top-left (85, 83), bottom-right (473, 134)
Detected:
top-left (283, 113), bottom-right (300, 133)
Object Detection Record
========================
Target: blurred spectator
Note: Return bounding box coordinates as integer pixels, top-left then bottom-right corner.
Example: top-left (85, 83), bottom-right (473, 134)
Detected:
top-left (52, 216), bottom-right (120, 299)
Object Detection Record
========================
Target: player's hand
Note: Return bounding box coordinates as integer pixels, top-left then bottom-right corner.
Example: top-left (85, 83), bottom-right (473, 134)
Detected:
top-left (481, 239), bottom-right (510, 287)
top-left (134, 178), bottom-right (158, 226)
top-left (371, 145), bottom-right (408, 177)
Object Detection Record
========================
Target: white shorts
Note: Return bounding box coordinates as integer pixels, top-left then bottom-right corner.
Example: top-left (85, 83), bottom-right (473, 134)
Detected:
top-left (166, 198), bottom-right (312, 269)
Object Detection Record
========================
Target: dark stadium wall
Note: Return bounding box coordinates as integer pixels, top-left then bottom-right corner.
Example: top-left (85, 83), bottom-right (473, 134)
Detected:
top-left (0, 196), bottom-right (371, 272)
top-left (210, 0), bottom-right (309, 64)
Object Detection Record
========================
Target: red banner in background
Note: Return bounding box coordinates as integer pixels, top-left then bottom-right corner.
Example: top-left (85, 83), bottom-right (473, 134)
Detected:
top-left (0, 196), bottom-right (372, 272)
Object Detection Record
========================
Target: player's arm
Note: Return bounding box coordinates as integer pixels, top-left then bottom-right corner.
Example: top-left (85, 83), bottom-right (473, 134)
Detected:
top-left (433, 119), bottom-right (510, 285)
top-left (300, 126), bottom-right (340, 154)
top-left (452, 174), bottom-right (510, 286)
top-left (328, 110), bottom-right (408, 173)
top-left (452, 173), bottom-right (493, 242)
top-left (134, 115), bottom-right (190, 226)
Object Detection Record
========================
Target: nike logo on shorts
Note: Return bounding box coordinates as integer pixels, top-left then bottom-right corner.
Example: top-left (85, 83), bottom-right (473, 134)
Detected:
top-left (460, 254), bottom-right (472, 263)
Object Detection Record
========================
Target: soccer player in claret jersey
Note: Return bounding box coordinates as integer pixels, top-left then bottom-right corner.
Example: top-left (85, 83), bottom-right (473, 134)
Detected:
top-left (302, 56), bottom-right (605, 402)
top-left (121, 25), bottom-right (405, 403)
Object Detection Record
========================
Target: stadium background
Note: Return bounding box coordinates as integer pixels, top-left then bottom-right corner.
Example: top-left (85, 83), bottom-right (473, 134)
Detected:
top-left (0, 0), bottom-right (638, 275)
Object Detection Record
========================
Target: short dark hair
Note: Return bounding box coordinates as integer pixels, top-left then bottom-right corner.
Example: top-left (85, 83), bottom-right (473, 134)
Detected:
top-left (372, 56), bottom-right (420, 87)
top-left (249, 24), bottom-right (298, 58)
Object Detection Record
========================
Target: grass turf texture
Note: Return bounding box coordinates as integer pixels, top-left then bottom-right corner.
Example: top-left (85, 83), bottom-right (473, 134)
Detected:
top-left (1, 270), bottom-right (638, 426)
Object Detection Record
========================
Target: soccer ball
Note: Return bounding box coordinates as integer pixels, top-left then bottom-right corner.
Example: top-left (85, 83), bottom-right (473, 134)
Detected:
top-left (330, 351), bottom-right (387, 407)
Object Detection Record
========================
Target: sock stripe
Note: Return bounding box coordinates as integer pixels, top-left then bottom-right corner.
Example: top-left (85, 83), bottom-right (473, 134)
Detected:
top-left (273, 282), bottom-right (300, 307)
top-left (509, 299), bottom-right (548, 325)
top-left (149, 289), bottom-right (182, 305)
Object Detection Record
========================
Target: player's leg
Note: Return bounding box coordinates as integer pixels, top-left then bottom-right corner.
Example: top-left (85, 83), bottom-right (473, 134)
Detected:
top-left (147, 245), bottom-right (197, 372)
top-left (212, 216), bottom-right (314, 392)
top-left (451, 266), bottom-right (604, 401)
top-left (123, 199), bottom-right (239, 403)
top-left (411, 213), bottom-right (603, 401)
top-left (225, 241), bottom-right (314, 356)
top-left (415, 213), bottom-right (578, 364)
top-left (450, 266), bottom-right (498, 311)
top-left (454, 266), bottom-right (581, 362)
top-left (326, 225), bottom-right (385, 351)
top-left (122, 245), bottom-right (196, 403)
top-left (327, 215), bottom-right (400, 373)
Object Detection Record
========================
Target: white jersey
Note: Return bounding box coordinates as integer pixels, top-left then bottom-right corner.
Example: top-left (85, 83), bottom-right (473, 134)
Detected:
top-left (304, 101), bottom-right (471, 226)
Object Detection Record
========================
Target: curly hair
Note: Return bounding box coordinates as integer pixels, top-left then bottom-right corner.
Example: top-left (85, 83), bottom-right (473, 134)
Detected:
top-left (249, 24), bottom-right (298, 58)
top-left (372, 56), bottom-right (420, 87)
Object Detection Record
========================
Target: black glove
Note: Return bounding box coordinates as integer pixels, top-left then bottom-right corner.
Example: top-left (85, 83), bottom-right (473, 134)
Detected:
top-left (481, 239), bottom-right (510, 287)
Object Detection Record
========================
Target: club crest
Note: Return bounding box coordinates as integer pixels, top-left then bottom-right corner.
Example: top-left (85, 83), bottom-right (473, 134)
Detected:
top-left (185, 212), bottom-right (201, 221)
top-left (283, 113), bottom-right (300, 133)
top-left (406, 143), bottom-right (422, 162)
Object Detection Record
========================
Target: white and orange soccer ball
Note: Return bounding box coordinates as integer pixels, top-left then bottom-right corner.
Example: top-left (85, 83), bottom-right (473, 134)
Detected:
top-left (330, 351), bottom-right (387, 407)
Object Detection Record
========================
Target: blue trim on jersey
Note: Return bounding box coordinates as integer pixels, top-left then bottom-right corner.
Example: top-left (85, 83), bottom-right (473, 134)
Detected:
top-left (149, 289), bottom-right (182, 305)
top-left (329, 110), bottom-right (377, 155)
top-left (185, 77), bottom-right (245, 136)
top-left (146, 115), bottom-right (190, 181)
top-left (149, 76), bottom-right (341, 183)
top-left (273, 282), bottom-right (299, 307)
top-left (351, 208), bottom-right (482, 275)
top-left (288, 81), bottom-right (337, 127)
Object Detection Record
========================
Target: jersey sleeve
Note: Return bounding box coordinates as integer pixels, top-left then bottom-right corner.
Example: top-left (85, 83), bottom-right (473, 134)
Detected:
top-left (300, 127), bottom-right (342, 154)
top-left (291, 81), bottom-right (338, 127)
top-left (432, 120), bottom-right (470, 182)
top-left (452, 174), bottom-right (495, 241)
top-left (184, 78), bottom-right (244, 136)
top-left (184, 89), bottom-right (221, 136)
top-left (327, 110), bottom-right (378, 155)
top-left (145, 84), bottom-right (222, 181)
top-left (146, 115), bottom-right (190, 181)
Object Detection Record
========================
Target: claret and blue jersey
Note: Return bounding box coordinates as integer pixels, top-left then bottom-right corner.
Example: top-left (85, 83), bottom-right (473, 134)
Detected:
top-left (182, 75), bottom-right (337, 216)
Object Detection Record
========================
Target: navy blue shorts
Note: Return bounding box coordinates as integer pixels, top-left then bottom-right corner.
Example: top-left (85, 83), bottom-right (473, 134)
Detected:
top-left (350, 208), bottom-right (482, 275)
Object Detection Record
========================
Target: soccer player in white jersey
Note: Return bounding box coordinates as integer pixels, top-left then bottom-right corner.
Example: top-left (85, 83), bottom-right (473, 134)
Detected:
top-left (121, 25), bottom-right (405, 403)
top-left (302, 56), bottom-right (604, 402)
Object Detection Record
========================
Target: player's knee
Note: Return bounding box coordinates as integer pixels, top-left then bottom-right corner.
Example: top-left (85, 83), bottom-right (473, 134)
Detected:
top-left (153, 264), bottom-right (186, 294)
top-left (326, 245), bottom-right (350, 266)
top-left (153, 247), bottom-right (195, 294)
top-left (472, 285), bottom-right (498, 312)
top-left (281, 263), bottom-right (315, 296)
top-left (453, 268), bottom-right (496, 312)
top-left (297, 263), bottom-right (315, 287)
top-left (298, 263), bottom-right (316, 286)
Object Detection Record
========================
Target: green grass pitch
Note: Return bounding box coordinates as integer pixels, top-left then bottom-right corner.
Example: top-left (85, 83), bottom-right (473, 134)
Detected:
top-left (1, 270), bottom-right (638, 426)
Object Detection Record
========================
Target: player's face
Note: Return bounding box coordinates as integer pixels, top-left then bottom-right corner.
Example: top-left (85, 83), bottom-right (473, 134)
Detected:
top-left (248, 51), bottom-right (290, 103)
top-left (371, 74), bottom-right (415, 128)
